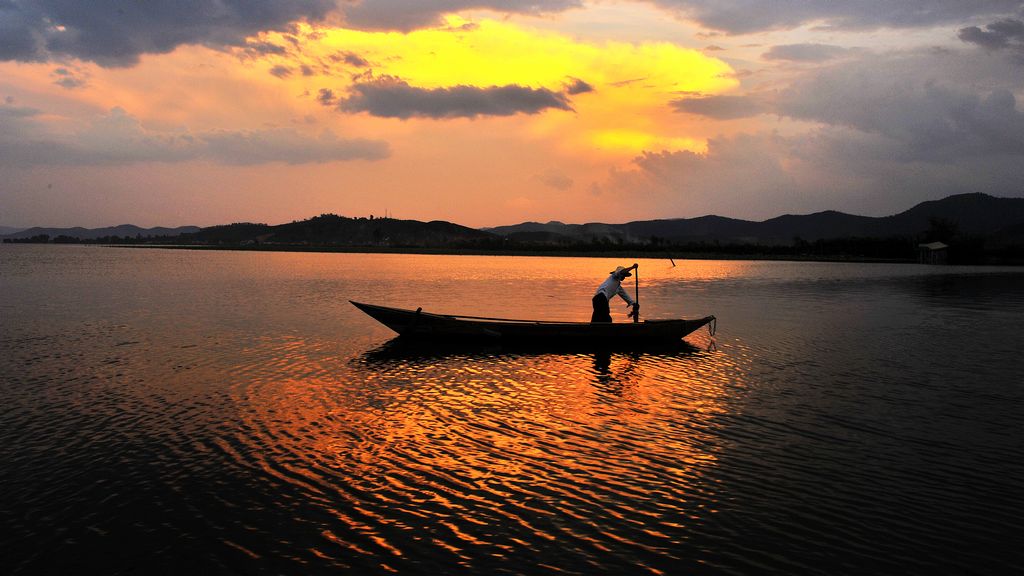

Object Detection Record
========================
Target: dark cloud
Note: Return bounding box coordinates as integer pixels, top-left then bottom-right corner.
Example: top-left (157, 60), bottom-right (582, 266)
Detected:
top-left (0, 4), bottom-right (42, 62)
top-left (317, 88), bottom-right (337, 106)
top-left (269, 65), bottom-right (292, 78)
top-left (341, 0), bottom-right (581, 32)
top-left (671, 94), bottom-right (770, 119)
top-left (565, 78), bottom-right (594, 95)
top-left (777, 51), bottom-right (1024, 161)
top-left (0, 106), bottom-right (389, 166)
top-left (0, 0), bottom-right (337, 66)
top-left (622, 124), bottom-right (1024, 221)
top-left (339, 51), bottom-right (370, 67)
top-left (0, 103), bottom-right (40, 118)
top-left (446, 21), bottom-right (479, 32)
top-left (338, 76), bottom-right (574, 119)
top-left (6, 1), bottom-right (1016, 69)
top-left (51, 67), bottom-right (87, 89)
top-left (959, 18), bottom-right (1024, 53)
top-left (763, 43), bottom-right (851, 62)
top-left (53, 76), bottom-right (86, 89)
top-left (244, 41), bottom-right (289, 57)
top-left (647, 1), bottom-right (1023, 34)
top-left (668, 50), bottom-right (1024, 161)
top-left (610, 77), bottom-right (647, 87)
top-left (617, 48), bottom-right (1024, 220)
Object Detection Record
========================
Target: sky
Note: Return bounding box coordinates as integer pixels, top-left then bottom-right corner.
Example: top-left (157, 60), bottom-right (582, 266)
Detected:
top-left (2, 1), bottom-right (1024, 228)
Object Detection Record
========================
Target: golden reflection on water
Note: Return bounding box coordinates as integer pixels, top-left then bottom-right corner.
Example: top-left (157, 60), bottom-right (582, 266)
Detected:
top-left (226, 332), bottom-right (735, 561)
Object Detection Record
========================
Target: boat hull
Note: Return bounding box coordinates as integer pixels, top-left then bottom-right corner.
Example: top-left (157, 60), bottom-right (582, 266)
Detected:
top-left (351, 301), bottom-right (715, 343)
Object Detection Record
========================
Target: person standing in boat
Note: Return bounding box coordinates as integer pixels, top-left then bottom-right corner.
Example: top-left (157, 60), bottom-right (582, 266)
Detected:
top-left (592, 264), bottom-right (638, 322)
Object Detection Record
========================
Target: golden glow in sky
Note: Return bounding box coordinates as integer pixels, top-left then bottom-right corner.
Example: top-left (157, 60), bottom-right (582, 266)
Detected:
top-left (252, 16), bottom-right (735, 157)
top-left (7, 1), bottom-right (1009, 228)
top-left (0, 6), bottom-right (748, 227)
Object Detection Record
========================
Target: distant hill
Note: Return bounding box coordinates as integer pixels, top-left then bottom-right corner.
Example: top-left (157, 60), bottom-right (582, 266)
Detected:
top-left (0, 226), bottom-right (26, 235)
top-left (487, 193), bottom-right (1024, 245)
top-left (1, 224), bottom-right (200, 240)
top-left (873, 193), bottom-right (1024, 237)
top-left (180, 214), bottom-right (493, 247)
top-left (5, 193), bottom-right (1023, 263)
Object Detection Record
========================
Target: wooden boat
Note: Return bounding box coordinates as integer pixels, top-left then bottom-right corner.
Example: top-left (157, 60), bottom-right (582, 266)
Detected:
top-left (351, 301), bottom-right (715, 343)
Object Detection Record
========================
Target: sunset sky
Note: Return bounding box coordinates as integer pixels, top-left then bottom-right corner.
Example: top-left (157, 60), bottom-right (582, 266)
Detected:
top-left (2, 1), bottom-right (1024, 228)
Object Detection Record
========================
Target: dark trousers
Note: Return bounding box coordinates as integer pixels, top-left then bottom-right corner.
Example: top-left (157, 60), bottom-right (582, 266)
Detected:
top-left (591, 293), bottom-right (611, 323)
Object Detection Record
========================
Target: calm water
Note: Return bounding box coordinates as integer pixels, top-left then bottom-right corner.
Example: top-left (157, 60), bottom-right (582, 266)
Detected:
top-left (2, 245), bottom-right (1023, 574)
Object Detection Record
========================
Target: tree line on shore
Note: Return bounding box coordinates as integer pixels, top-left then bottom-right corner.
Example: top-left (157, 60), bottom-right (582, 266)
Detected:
top-left (5, 193), bottom-right (1023, 264)
top-left (4, 222), bottom-right (1018, 264)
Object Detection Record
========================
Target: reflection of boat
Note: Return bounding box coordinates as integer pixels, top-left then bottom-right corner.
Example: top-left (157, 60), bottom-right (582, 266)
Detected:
top-left (351, 301), bottom-right (715, 344)
top-left (356, 335), bottom-right (704, 363)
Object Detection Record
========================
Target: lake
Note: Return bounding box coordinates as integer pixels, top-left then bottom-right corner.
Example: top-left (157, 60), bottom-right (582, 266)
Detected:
top-left (2, 245), bottom-right (1023, 574)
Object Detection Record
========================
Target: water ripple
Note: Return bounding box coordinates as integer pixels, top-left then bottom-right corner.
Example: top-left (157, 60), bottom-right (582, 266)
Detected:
top-left (3, 248), bottom-right (1023, 574)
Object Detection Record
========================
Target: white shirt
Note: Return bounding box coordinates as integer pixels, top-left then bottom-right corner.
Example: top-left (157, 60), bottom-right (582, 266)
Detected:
top-left (595, 273), bottom-right (635, 306)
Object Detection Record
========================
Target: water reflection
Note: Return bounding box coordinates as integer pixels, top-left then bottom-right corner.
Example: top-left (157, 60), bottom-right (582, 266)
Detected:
top-left (898, 272), bottom-right (1024, 310)
top-left (205, 335), bottom-right (734, 572)
top-left (356, 338), bottom-right (708, 398)
top-left (7, 247), bottom-right (1021, 573)
top-left (589, 350), bottom-right (650, 398)
top-left (357, 337), bottom-right (704, 362)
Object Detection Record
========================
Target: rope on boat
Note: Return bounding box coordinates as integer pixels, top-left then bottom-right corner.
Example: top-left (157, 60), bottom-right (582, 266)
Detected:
top-left (708, 316), bottom-right (717, 337)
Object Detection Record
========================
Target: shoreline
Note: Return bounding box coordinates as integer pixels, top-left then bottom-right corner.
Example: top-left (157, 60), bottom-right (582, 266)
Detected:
top-left (106, 243), bottom-right (919, 264)
top-left (11, 242), bottom-right (1022, 265)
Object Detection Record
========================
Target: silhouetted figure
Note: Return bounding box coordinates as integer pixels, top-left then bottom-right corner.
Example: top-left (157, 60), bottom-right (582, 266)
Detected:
top-left (591, 264), bottom-right (638, 322)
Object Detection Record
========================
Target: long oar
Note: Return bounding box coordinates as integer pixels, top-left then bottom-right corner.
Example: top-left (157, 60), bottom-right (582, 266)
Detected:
top-left (633, 262), bottom-right (639, 323)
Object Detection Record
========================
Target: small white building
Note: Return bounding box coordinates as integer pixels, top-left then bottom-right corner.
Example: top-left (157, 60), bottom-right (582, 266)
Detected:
top-left (918, 241), bottom-right (949, 264)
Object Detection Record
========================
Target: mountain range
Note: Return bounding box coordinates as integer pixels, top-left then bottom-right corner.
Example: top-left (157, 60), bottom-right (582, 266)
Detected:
top-left (3, 193), bottom-right (1023, 250)
top-left (1, 224), bottom-right (200, 241)
top-left (485, 193), bottom-right (1024, 246)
